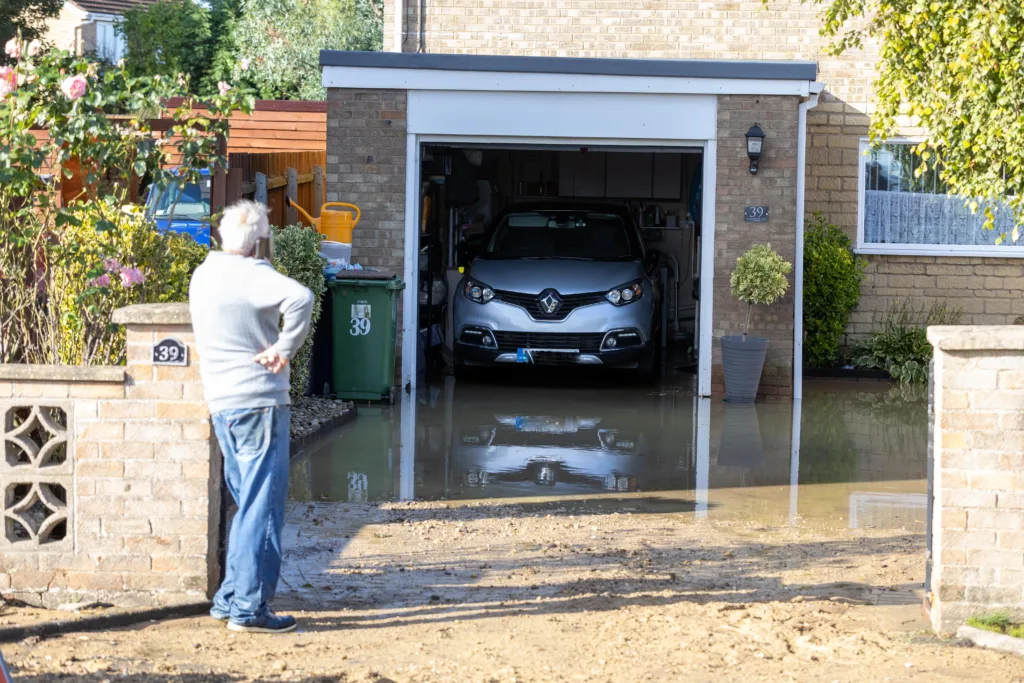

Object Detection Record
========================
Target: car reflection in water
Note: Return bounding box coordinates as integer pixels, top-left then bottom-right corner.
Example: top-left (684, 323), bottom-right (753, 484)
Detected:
top-left (453, 411), bottom-right (644, 496)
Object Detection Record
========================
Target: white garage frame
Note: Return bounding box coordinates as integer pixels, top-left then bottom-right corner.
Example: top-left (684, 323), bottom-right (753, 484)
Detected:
top-left (401, 133), bottom-right (717, 396)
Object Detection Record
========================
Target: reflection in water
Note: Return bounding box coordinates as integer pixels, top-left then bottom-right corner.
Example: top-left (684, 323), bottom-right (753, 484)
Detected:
top-left (290, 379), bottom-right (929, 528)
top-left (718, 403), bottom-right (764, 469)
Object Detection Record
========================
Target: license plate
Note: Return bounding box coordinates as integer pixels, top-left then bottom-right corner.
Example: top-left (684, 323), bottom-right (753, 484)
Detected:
top-left (517, 348), bottom-right (530, 363)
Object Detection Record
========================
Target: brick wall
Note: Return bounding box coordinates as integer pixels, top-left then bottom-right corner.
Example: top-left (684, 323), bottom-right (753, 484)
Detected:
top-left (326, 89), bottom-right (408, 272)
top-left (0, 304), bottom-right (219, 608)
top-left (713, 95), bottom-right (800, 395)
top-left (849, 256), bottom-right (1024, 341)
top-left (928, 325), bottom-right (1024, 634)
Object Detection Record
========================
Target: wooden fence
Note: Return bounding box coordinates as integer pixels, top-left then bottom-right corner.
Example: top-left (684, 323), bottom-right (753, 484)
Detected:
top-left (216, 151), bottom-right (326, 230)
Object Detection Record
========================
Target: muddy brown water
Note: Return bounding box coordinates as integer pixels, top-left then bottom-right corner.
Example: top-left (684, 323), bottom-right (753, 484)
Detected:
top-left (290, 374), bottom-right (928, 529)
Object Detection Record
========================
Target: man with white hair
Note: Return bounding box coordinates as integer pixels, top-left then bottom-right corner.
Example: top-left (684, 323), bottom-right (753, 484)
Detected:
top-left (189, 200), bottom-right (314, 633)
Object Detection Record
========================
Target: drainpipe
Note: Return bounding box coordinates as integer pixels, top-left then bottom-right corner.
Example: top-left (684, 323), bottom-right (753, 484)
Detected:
top-left (392, 0), bottom-right (404, 52)
top-left (793, 82), bottom-right (824, 402)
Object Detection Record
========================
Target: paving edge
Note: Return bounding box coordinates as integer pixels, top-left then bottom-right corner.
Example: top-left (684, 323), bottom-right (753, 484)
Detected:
top-left (956, 625), bottom-right (1024, 657)
top-left (0, 601), bottom-right (211, 645)
top-left (288, 405), bottom-right (357, 456)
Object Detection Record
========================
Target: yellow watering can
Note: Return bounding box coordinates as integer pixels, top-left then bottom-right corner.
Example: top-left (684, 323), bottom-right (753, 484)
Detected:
top-left (286, 196), bottom-right (361, 244)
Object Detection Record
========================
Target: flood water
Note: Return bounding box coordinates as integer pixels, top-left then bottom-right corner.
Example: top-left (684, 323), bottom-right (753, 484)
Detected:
top-left (289, 372), bottom-right (928, 529)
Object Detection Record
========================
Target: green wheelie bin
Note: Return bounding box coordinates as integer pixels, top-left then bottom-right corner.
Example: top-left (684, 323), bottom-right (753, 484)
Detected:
top-left (326, 271), bottom-right (405, 401)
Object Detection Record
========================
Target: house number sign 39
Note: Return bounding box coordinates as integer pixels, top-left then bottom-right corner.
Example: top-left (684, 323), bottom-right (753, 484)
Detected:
top-left (152, 338), bottom-right (189, 366)
top-left (744, 206), bottom-right (769, 222)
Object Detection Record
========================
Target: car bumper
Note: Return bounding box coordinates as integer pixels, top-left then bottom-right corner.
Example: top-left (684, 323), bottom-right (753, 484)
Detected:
top-left (454, 296), bottom-right (654, 368)
top-left (456, 342), bottom-right (648, 367)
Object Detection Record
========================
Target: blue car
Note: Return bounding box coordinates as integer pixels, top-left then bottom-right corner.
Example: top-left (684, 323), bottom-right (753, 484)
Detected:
top-left (146, 169), bottom-right (212, 246)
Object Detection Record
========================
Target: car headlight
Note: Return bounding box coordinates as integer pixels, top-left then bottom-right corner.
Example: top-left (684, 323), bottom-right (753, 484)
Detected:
top-left (463, 278), bottom-right (495, 304)
top-left (605, 280), bottom-right (643, 306)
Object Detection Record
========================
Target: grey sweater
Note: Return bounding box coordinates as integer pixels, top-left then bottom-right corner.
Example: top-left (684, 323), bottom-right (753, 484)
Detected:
top-left (189, 251), bottom-right (315, 414)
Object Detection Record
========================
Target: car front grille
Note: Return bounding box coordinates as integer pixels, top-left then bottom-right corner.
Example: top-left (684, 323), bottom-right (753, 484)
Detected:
top-left (493, 289), bottom-right (607, 321)
top-left (491, 331), bottom-right (605, 354)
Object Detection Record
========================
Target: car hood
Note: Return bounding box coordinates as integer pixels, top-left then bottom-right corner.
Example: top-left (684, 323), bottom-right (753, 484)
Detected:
top-left (469, 259), bottom-right (644, 295)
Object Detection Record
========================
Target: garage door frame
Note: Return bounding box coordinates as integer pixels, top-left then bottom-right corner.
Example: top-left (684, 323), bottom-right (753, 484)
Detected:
top-left (402, 134), bottom-right (717, 396)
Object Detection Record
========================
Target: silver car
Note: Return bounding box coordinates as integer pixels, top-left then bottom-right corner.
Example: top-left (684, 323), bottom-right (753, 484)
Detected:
top-left (453, 202), bottom-right (661, 379)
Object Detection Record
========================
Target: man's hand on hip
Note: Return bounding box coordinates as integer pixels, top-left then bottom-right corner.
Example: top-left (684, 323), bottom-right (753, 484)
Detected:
top-left (253, 347), bottom-right (288, 374)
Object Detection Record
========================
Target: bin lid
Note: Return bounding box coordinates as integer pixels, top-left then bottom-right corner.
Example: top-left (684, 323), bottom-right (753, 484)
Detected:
top-left (328, 269), bottom-right (397, 281)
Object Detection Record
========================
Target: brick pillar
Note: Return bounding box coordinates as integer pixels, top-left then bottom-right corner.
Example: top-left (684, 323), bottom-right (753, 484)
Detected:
top-left (0, 303), bottom-right (219, 607)
top-left (713, 95), bottom-right (801, 397)
top-left (928, 325), bottom-right (1024, 633)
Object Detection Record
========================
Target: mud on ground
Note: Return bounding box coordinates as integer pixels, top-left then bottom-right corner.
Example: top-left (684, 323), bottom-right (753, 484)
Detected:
top-left (5, 499), bottom-right (1024, 682)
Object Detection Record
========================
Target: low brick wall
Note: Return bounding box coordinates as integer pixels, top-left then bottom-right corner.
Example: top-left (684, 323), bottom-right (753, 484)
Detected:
top-left (928, 326), bottom-right (1024, 633)
top-left (0, 304), bottom-right (219, 608)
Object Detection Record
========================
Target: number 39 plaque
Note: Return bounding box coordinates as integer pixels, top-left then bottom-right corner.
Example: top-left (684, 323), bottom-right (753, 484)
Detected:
top-left (152, 338), bottom-right (189, 366)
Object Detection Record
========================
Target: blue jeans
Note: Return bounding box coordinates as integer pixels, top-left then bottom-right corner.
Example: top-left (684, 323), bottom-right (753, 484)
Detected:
top-left (211, 406), bottom-right (290, 624)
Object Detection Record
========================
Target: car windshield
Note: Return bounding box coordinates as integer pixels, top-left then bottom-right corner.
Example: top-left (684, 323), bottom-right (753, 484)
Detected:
top-left (485, 211), bottom-right (639, 260)
top-left (148, 178), bottom-right (211, 220)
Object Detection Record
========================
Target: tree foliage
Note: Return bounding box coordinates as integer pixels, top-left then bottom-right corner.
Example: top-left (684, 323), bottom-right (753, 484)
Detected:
top-left (0, 0), bottom-right (62, 58)
top-left (231, 0), bottom-right (383, 100)
top-left (811, 0), bottom-right (1024, 238)
top-left (0, 40), bottom-right (252, 363)
top-left (119, 0), bottom-right (213, 87)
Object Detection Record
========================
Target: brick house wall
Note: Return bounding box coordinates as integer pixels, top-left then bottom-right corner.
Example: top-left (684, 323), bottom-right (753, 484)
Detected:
top-left (714, 95), bottom-right (799, 395)
top-left (382, 0), bottom-right (1023, 347)
top-left (325, 89), bottom-right (408, 363)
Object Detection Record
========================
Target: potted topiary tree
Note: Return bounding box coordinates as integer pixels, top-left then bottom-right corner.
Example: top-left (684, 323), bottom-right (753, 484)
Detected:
top-left (721, 243), bottom-right (792, 402)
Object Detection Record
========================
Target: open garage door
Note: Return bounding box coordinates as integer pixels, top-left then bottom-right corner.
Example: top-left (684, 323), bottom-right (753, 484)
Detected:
top-left (406, 140), bottom-right (712, 393)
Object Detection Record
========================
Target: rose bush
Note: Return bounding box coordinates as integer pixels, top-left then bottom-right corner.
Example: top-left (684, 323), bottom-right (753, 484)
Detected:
top-left (0, 36), bottom-right (253, 364)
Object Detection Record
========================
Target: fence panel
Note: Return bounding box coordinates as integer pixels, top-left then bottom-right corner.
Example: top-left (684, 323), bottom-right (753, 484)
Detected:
top-left (225, 150), bottom-right (326, 228)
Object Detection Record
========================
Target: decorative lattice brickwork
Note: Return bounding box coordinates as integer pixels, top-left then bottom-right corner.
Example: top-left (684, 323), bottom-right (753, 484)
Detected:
top-left (1, 403), bottom-right (72, 548)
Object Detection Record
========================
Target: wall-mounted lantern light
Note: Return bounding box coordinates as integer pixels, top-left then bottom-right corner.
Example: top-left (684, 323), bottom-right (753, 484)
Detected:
top-left (746, 124), bottom-right (766, 174)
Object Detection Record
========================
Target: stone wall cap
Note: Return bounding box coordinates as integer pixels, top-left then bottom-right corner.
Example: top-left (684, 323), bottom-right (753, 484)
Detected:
top-left (928, 325), bottom-right (1024, 351)
top-left (0, 364), bottom-right (125, 383)
top-left (112, 303), bottom-right (191, 326)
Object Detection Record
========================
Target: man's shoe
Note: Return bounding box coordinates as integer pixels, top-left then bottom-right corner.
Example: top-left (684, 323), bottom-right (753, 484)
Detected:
top-left (227, 612), bottom-right (297, 634)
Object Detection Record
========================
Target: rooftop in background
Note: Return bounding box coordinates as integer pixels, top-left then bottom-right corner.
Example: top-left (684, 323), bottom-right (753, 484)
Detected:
top-left (319, 50), bottom-right (819, 82)
top-left (69, 0), bottom-right (154, 14)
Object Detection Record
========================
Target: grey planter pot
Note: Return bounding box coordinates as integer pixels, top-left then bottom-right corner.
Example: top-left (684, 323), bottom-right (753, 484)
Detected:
top-left (720, 335), bottom-right (769, 403)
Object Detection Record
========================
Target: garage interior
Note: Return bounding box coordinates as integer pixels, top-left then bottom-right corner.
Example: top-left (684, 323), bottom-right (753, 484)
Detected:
top-left (415, 143), bottom-right (705, 379)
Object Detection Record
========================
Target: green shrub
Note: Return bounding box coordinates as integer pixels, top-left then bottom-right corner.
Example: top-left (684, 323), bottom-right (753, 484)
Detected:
top-left (51, 199), bottom-right (209, 365)
top-left (852, 301), bottom-right (962, 383)
top-left (803, 213), bottom-right (866, 367)
top-left (272, 224), bottom-right (326, 398)
top-left (730, 243), bottom-right (792, 337)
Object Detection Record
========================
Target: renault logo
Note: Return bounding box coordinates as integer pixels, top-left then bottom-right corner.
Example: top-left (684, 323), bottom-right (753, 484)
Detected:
top-left (539, 290), bottom-right (562, 315)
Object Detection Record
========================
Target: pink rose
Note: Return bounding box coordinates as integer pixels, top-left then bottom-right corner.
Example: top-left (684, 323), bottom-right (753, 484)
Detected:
top-left (89, 273), bottom-right (111, 288)
top-left (217, 81), bottom-right (231, 96)
top-left (60, 74), bottom-right (88, 101)
top-left (239, 58), bottom-right (250, 71)
top-left (0, 67), bottom-right (16, 98)
top-left (119, 266), bottom-right (146, 288)
top-left (27, 40), bottom-right (41, 57)
top-left (4, 38), bottom-right (20, 59)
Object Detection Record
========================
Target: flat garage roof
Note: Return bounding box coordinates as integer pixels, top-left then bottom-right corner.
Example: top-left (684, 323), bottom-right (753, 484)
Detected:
top-left (319, 51), bottom-right (818, 82)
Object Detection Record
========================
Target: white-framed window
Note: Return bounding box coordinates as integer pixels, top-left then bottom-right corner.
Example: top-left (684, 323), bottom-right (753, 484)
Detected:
top-left (95, 20), bottom-right (125, 63)
top-left (856, 138), bottom-right (1023, 257)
